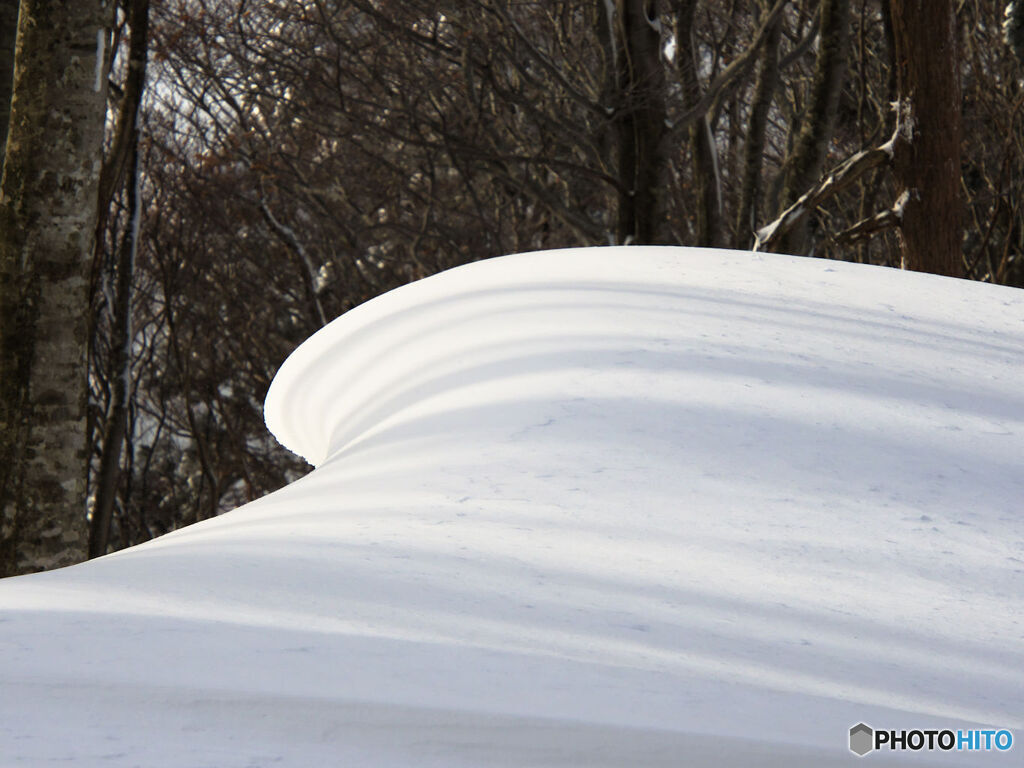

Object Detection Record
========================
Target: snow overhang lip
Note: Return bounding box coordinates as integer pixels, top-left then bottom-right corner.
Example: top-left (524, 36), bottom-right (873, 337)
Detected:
top-left (262, 246), bottom-right (613, 465)
top-left (264, 244), bottom-right (1022, 468)
top-left (263, 245), bottom-right (699, 465)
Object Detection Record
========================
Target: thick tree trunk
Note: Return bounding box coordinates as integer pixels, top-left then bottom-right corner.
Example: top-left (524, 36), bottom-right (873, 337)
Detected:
top-left (0, 1), bottom-right (110, 576)
top-left (778, 0), bottom-right (850, 255)
top-left (612, 0), bottom-right (667, 245)
top-left (0, 0), bottom-right (17, 176)
top-left (889, 0), bottom-right (963, 277)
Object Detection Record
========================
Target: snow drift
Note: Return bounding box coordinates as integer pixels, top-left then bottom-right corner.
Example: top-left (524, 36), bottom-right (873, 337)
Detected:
top-left (1, 246), bottom-right (1022, 766)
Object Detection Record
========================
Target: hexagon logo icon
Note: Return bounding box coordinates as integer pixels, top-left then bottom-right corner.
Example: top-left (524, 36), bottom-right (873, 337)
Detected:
top-left (850, 723), bottom-right (874, 756)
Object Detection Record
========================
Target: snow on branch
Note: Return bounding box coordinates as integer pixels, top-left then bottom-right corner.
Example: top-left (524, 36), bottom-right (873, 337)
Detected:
top-left (257, 196), bottom-right (328, 328)
top-left (1006, 1), bottom-right (1024, 64)
top-left (752, 109), bottom-right (905, 253)
top-left (829, 190), bottom-right (909, 246)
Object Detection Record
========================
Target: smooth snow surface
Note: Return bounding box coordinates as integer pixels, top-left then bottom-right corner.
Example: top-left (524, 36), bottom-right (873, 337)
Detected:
top-left (2, 246), bottom-right (1023, 766)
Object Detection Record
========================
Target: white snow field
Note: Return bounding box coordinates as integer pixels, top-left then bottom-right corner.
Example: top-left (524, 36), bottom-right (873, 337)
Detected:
top-left (1, 246), bottom-right (1022, 767)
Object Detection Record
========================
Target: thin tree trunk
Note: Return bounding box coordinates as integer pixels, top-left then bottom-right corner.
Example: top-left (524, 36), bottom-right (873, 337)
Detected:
top-left (0, 0), bottom-right (111, 575)
top-left (612, 0), bottom-right (668, 244)
top-left (676, 0), bottom-right (724, 248)
top-left (889, 0), bottom-right (963, 277)
top-left (89, 154), bottom-right (136, 559)
top-left (777, 0), bottom-right (850, 255)
top-left (735, 3), bottom-right (781, 248)
top-left (90, 0), bottom-right (149, 560)
top-left (97, 0), bottom-right (148, 227)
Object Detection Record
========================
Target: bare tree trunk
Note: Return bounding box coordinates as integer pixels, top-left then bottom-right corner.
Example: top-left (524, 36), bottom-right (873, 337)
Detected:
top-left (90, 0), bottom-right (150, 560)
top-left (735, 2), bottom-right (781, 248)
top-left (0, 0), bottom-right (111, 576)
top-left (0, 0), bottom-right (16, 176)
top-left (676, 0), bottom-right (724, 248)
top-left (97, 0), bottom-right (148, 226)
top-left (778, 0), bottom-right (850, 255)
top-left (612, 0), bottom-right (668, 244)
top-left (89, 142), bottom-right (138, 560)
top-left (889, 0), bottom-right (963, 277)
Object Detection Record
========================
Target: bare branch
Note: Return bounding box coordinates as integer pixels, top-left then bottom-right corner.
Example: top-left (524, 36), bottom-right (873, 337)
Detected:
top-left (671, 0), bottom-right (790, 135)
top-left (257, 197), bottom-right (328, 328)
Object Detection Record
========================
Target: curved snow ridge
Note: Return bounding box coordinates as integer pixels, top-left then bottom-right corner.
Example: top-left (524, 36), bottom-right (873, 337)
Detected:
top-left (3, 246), bottom-right (1023, 766)
top-left (265, 246), bottom-right (1024, 467)
top-left (255, 244), bottom-right (1024, 748)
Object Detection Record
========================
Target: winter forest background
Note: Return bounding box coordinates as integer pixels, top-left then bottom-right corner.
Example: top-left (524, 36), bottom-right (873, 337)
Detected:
top-left (1, 0), bottom-right (1023, 573)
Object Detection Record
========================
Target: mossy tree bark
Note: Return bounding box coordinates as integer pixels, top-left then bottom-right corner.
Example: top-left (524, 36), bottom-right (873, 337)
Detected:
top-left (0, 0), bottom-right (17, 176)
top-left (0, 0), bottom-right (111, 576)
